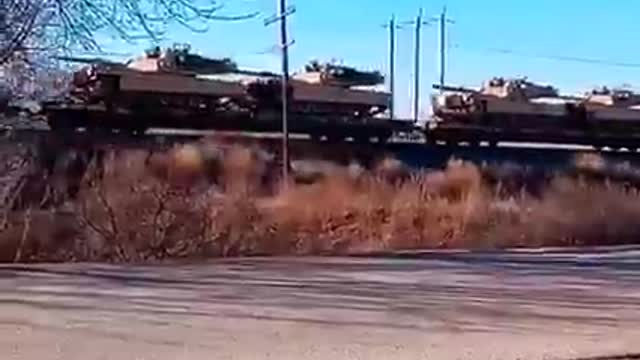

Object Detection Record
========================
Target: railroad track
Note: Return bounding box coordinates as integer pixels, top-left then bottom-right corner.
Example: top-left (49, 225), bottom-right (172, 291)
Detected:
top-left (4, 125), bottom-right (640, 174)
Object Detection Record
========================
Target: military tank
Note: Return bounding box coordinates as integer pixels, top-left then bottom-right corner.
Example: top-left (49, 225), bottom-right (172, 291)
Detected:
top-left (246, 60), bottom-right (390, 119)
top-left (134, 44), bottom-right (239, 74)
top-left (43, 45), bottom-right (267, 132)
top-left (42, 48), bottom-right (397, 141)
top-left (300, 60), bottom-right (385, 87)
top-left (428, 77), bottom-right (640, 149)
top-left (427, 77), bottom-right (572, 145)
top-left (581, 87), bottom-right (640, 119)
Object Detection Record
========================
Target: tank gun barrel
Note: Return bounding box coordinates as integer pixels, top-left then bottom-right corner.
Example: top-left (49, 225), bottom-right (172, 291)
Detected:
top-left (55, 56), bottom-right (122, 66)
top-left (234, 69), bottom-right (280, 77)
top-left (433, 83), bottom-right (583, 102)
top-left (432, 83), bottom-right (476, 93)
top-left (557, 95), bottom-right (583, 101)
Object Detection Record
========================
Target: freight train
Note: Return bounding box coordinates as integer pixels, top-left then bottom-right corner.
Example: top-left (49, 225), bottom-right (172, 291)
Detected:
top-left (39, 45), bottom-right (640, 151)
top-left (42, 44), bottom-right (408, 143)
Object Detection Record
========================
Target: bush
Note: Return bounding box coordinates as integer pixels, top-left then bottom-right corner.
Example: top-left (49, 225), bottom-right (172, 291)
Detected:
top-left (3, 140), bottom-right (640, 263)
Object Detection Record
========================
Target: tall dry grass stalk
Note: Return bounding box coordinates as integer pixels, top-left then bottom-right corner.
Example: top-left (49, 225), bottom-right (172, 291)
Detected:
top-left (2, 140), bottom-right (640, 263)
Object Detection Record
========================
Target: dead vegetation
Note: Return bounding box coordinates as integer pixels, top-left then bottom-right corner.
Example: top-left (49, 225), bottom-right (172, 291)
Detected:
top-left (1, 141), bottom-right (640, 263)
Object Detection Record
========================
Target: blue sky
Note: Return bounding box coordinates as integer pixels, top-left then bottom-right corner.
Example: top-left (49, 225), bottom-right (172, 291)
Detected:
top-left (99, 0), bottom-right (640, 119)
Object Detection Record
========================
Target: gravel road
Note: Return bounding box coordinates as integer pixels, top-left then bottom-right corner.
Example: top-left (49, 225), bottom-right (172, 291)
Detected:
top-left (1, 248), bottom-right (640, 360)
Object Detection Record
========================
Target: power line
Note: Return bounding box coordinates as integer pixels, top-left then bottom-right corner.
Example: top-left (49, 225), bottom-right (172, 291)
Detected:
top-left (453, 45), bottom-right (640, 69)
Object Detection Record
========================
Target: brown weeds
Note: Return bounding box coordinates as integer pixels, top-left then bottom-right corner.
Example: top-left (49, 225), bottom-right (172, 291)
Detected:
top-left (2, 140), bottom-right (640, 263)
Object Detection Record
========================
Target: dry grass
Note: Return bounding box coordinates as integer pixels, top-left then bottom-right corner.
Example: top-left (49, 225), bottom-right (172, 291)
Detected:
top-left (489, 177), bottom-right (640, 248)
top-left (2, 141), bottom-right (640, 263)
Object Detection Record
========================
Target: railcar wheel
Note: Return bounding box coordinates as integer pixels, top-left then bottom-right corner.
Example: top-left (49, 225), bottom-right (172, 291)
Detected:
top-left (325, 134), bottom-right (344, 143)
top-left (376, 131), bottom-right (392, 145)
top-left (48, 116), bottom-right (74, 132)
top-left (353, 135), bottom-right (371, 144)
top-left (127, 124), bottom-right (149, 136)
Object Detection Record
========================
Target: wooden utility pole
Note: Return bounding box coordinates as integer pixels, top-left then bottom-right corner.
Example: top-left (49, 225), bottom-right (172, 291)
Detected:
top-left (279, 0), bottom-right (290, 185)
top-left (434, 7), bottom-right (454, 92)
top-left (439, 7), bottom-right (446, 90)
top-left (413, 8), bottom-right (423, 123)
top-left (265, 0), bottom-right (295, 185)
top-left (384, 15), bottom-right (399, 119)
top-left (410, 8), bottom-right (430, 123)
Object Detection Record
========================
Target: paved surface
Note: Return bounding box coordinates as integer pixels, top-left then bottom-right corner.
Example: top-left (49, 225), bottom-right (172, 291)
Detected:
top-left (1, 248), bottom-right (640, 360)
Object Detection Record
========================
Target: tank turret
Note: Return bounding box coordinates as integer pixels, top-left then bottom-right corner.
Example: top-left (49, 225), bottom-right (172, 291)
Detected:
top-left (431, 77), bottom-right (561, 116)
top-left (479, 77), bottom-right (559, 100)
top-left (583, 86), bottom-right (640, 108)
top-left (292, 60), bottom-right (385, 88)
top-left (127, 44), bottom-right (238, 75)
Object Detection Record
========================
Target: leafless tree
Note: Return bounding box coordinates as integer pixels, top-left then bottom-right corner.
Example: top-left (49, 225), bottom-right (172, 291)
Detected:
top-left (0, 0), bottom-right (42, 64)
top-left (0, 0), bottom-right (258, 64)
top-left (0, 0), bottom-right (256, 102)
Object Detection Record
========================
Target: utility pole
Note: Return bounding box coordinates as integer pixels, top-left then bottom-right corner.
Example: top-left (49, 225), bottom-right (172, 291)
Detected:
top-left (383, 15), bottom-right (400, 120)
top-left (410, 8), bottom-right (431, 123)
top-left (413, 8), bottom-right (423, 123)
top-left (265, 0), bottom-right (296, 185)
top-left (396, 9), bottom-right (431, 123)
top-left (439, 7), bottom-right (446, 90)
top-left (433, 6), bottom-right (454, 92)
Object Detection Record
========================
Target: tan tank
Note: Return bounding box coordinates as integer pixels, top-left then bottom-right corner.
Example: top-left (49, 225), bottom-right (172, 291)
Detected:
top-left (429, 78), bottom-right (640, 149)
top-left (583, 87), bottom-right (640, 107)
top-left (44, 47), bottom-right (394, 134)
top-left (244, 60), bottom-right (390, 117)
top-left (74, 49), bottom-right (390, 116)
top-left (125, 44), bottom-right (238, 75)
top-left (478, 77), bottom-right (559, 100)
top-left (293, 60), bottom-right (385, 87)
top-left (581, 87), bottom-right (640, 121)
top-left (289, 76), bottom-right (389, 115)
top-left (432, 77), bottom-right (570, 119)
top-left (63, 45), bottom-right (253, 112)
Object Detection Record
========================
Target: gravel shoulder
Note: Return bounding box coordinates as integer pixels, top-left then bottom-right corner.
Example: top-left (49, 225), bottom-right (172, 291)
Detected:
top-left (1, 250), bottom-right (639, 360)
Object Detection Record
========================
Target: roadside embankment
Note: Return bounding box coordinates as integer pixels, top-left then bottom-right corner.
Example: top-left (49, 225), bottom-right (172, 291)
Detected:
top-left (2, 138), bottom-right (640, 263)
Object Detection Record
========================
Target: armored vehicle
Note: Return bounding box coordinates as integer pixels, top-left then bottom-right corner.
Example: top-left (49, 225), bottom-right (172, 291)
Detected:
top-left (427, 77), bottom-right (640, 149)
top-left (42, 48), bottom-right (399, 142)
top-left (581, 87), bottom-right (640, 120)
top-left (299, 60), bottom-right (385, 87)
top-left (246, 60), bottom-right (390, 119)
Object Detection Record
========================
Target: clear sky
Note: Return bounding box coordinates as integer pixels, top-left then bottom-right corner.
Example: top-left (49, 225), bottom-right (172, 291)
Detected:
top-left (99, 0), bottom-right (640, 119)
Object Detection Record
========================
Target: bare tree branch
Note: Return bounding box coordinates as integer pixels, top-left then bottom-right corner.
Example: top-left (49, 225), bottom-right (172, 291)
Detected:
top-left (1, 0), bottom-right (258, 64)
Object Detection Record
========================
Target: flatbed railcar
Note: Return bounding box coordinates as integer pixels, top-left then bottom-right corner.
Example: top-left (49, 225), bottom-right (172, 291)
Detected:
top-left (42, 45), bottom-right (406, 143)
top-left (39, 45), bottom-right (640, 152)
top-left (426, 78), bottom-right (640, 150)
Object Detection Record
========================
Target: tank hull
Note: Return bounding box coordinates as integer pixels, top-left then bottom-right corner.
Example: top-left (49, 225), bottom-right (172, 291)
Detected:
top-left (429, 80), bottom-right (640, 149)
top-left (428, 106), bottom-right (640, 148)
top-left (42, 101), bottom-right (406, 144)
top-left (56, 64), bottom-right (391, 129)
